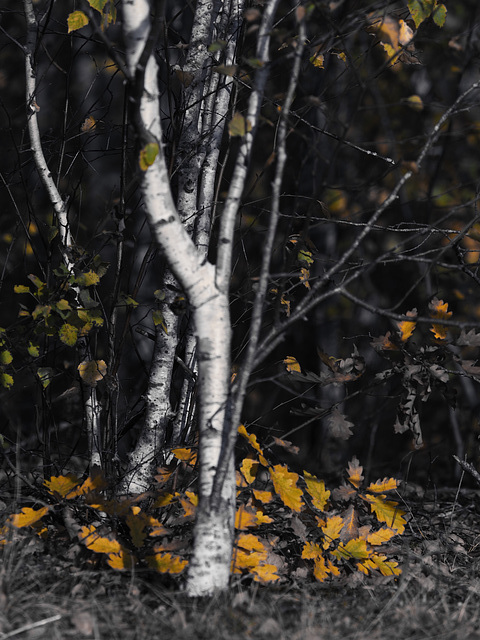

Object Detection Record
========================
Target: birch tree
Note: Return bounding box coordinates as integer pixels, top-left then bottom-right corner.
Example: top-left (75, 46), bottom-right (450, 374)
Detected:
top-left (7, 0), bottom-right (480, 597)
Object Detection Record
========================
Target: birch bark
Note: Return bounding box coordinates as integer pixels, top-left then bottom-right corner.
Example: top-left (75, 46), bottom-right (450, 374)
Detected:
top-left (122, 0), bottom-right (236, 595)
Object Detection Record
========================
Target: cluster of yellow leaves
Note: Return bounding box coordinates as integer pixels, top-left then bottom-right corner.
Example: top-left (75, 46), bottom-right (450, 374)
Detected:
top-left (0, 433), bottom-right (404, 586)
top-left (236, 428), bottom-right (404, 583)
top-left (68, 0), bottom-right (116, 34)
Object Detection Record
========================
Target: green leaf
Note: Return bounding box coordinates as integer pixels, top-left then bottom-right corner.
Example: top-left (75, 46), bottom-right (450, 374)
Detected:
top-left (0, 350), bottom-right (13, 365)
top-left (228, 112), bottom-right (252, 137)
top-left (297, 249), bottom-right (314, 265)
top-left (407, 0), bottom-right (434, 28)
top-left (56, 299), bottom-right (71, 312)
top-left (14, 285), bottom-right (30, 294)
top-left (27, 343), bottom-right (40, 358)
top-left (152, 310), bottom-right (168, 334)
top-left (213, 65), bottom-right (238, 77)
top-left (75, 271), bottom-right (100, 287)
top-left (139, 143), bottom-right (159, 171)
top-left (0, 372), bottom-right (13, 389)
top-left (77, 309), bottom-right (104, 326)
top-left (32, 304), bottom-right (52, 320)
top-left (68, 11), bottom-right (89, 33)
top-left (88, 0), bottom-right (108, 13)
top-left (27, 274), bottom-right (45, 290)
top-left (79, 288), bottom-right (99, 310)
top-left (37, 368), bottom-right (54, 389)
top-left (432, 3), bottom-right (447, 27)
top-left (154, 289), bottom-right (166, 301)
top-left (208, 40), bottom-right (227, 53)
top-left (119, 293), bottom-right (138, 308)
top-left (59, 324), bottom-right (78, 347)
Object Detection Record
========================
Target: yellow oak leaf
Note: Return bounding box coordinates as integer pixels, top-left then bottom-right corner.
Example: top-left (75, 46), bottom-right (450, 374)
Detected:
top-left (429, 298), bottom-right (452, 340)
top-left (363, 493), bottom-right (406, 534)
top-left (179, 492), bottom-right (197, 517)
top-left (253, 489), bottom-right (274, 504)
top-left (44, 474), bottom-right (80, 498)
top-left (269, 464), bottom-right (303, 512)
top-left (332, 537), bottom-right (369, 561)
top-left (366, 477), bottom-right (399, 493)
top-left (238, 425), bottom-right (267, 464)
top-left (146, 552), bottom-right (188, 574)
top-left (107, 549), bottom-right (136, 570)
top-left (367, 527), bottom-right (398, 546)
top-left (171, 447), bottom-right (197, 466)
top-left (79, 525), bottom-right (122, 555)
top-left (240, 457), bottom-right (259, 484)
top-left (9, 506), bottom-right (49, 529)
top-left (236, 533), bottom-right (267, 553)
top-left (313, 555), bottom-right (329, 582)
top-left (302, 541), bottom-right (323, 560)
top-left (251, 563), bottom-right (280, 583)
top-left (321, 515), bottom-right (344, 549)
top-left (235, 505), bottom-right (258, 530)
top-left (284, 355), bottom-right (302, 373)
top-left (397, 309), bottom-right (417, 342)
top-left (346, 456), bottom-right (364, 488)
top-left (304, 471), bottom-right (330, 511)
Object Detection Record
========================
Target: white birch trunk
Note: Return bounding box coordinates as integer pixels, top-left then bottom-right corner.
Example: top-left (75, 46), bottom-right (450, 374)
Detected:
top-left (122, 0), bottom-right (236, 595)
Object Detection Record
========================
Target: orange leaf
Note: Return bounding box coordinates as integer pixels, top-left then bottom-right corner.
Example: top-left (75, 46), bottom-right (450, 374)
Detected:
top-left (240, 457), bottom-right (258, 484)
top-left (107, 549), bottom-right (136, 570)
top-left (44, 474), bottom-right (80, 498)
top-left (79, 525), bottom-right (122, 555)
top-left (362, 494), bottom-right (406, 534)
top-left (304, 471), bottom-right (330, 511)
top-left (146, 552), bottom-right (188, 574)
top-left (238, 425), bottom-right (267, 464)
top-left (284, 356), bottom-right (301, 373)
top-left (367, 527), bottom-right (398, 546)
top-left (332, 537), bottom-right (369, 561)
top-left (366, 477), bottom-right (399, 493)
top-left (171, 448), bottom-right (197, 466)
top-left (429, 298), bottom-right (452, 340)
top-left (397, 309), bottom-right (417, 342)
top-left (178, 491), bottom-right (197, 517)
top-left (9, 506), bottom-right (49, 529)
top-left (235, 505), bottom-right (258, 530)
top-left (269, 464), bottom-right (303, 512)
top-left (251, 563), bottom-right (280, 583)
top-left (313, 555), bottom-right (329, 582)
top-left (126, 507), bottom-right (147, 548)
top-left (302, 541), bottom-right (323, 560)
top-left (253, 489), bottom-right (274, 504)
top-left (66, 467), bottom-right (107, 498)
top-left (321, 515), bottom-right (343, 549)
top-left (346, 456), bottom-right (364, 488)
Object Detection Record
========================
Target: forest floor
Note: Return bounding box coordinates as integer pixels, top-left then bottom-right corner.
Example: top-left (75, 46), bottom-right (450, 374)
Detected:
top-left (1, 485), bottom-right (480, 640)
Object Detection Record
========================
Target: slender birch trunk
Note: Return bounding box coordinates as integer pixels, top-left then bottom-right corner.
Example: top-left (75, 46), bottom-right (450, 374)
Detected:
top-left (122, 0), bottom-right (236, 595)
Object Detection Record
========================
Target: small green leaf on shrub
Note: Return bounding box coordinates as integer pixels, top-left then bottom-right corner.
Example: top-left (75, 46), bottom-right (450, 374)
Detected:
top-left (28, 343), bottom-right (39, 358)
top-left (14, 285), bottom-right (30, 294)
top-left (88, 0), bottom-right (108, 14)
top-left (68, 11), bottom-right (89, 33)
top-left (0, 372), bottom-right (13, 389)
top-left (59, 324), bottom-right (78, 347)
top-left (433, 3), bottom-right (447, 27)
top-left (0, 351), bottom-right (12, 365)
top-left (75, 271), bottom-right (100, 287)
top-left (37, 368), bottom-right (54, 389)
